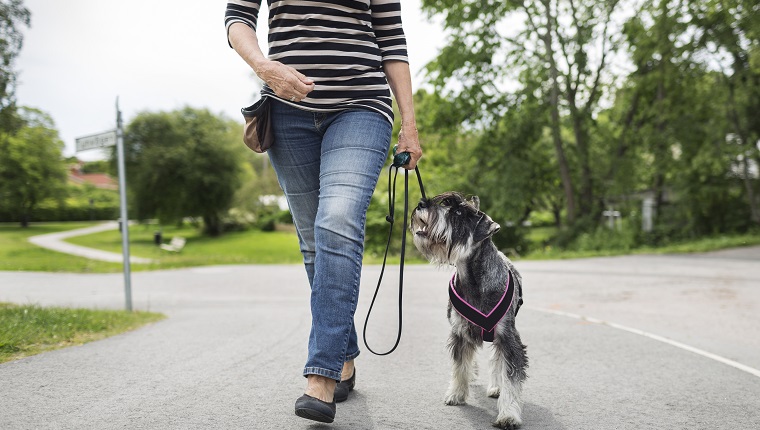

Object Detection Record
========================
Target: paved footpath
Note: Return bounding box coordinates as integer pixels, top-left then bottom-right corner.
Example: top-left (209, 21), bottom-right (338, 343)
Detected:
top-left (1, 247), bottom-right (759, 429)
top-left (27, 221), bottom-right (154, 264)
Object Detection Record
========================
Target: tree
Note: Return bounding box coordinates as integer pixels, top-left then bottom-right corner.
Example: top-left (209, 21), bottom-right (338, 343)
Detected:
top-left (0, 0), bottom-right (31, 131)
top-left (123, 107), bottom-right (246, 236)
top-left (421, 0), bottom-right (626, 227)
top-left (617, 0), bottom-right (701, 226)
top-left (616, 0), bottom-right (758, 235)
top-left (690, 0), bottom-right (760, 225)
top-left (0, 107), bottom-right (67, 226)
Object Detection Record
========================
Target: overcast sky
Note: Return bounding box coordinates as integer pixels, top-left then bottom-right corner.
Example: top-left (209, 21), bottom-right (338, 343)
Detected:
top-left (14, 0), bottom-right (443, 160)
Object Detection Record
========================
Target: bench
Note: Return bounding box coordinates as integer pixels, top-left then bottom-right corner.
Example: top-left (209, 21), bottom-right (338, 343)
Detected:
top-left (160, 237), bottom-right (186, 252)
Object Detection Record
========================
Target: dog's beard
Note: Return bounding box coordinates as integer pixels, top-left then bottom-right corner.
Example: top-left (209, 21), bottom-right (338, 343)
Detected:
top-left (411, 209), bottom-right (474, 266)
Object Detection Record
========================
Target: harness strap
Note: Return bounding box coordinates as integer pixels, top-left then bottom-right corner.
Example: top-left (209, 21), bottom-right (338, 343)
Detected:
top-left (449, 271), bottom-right (515, 342)
top-left (363, 161), bottom-right (425, 356)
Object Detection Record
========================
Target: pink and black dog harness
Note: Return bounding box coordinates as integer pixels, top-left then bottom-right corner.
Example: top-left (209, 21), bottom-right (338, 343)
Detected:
top-left (449, 270), bottom-right (519, 342)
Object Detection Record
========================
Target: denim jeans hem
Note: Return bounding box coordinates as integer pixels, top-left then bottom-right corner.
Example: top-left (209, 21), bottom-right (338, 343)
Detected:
top-left (303, 366), bottom-right (341, 382)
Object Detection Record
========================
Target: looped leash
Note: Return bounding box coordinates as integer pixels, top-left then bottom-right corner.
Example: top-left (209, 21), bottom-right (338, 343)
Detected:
top-left (363, 151), bottom-right (426, 355)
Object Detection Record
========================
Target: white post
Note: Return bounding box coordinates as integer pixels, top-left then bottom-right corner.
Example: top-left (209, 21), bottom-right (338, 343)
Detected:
top-left (602, 209), bottom-right (622, 230)
top-left (115, 97), bottom-right (133, 312)
top-left (642, 197), bottom-right (655, 233)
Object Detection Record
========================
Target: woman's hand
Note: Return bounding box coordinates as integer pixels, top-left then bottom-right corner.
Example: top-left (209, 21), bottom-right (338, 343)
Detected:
top-left (396, 124), bottom-right (422, 170)
top-left (229, 23), bottom-right (314, 102)
top-left (254, 60), bottom-right (315, 102)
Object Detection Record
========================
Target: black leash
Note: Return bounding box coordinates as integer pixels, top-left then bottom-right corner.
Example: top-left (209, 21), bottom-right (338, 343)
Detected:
top-left (363, 151), bottom-right (427, 356)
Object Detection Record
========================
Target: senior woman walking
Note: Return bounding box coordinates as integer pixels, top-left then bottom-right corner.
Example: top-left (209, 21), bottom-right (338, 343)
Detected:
top-left (225, 0), bottom-right (421, 424)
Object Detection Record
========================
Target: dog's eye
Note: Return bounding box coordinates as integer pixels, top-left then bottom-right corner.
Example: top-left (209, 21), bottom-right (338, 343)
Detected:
top-left (441, 198), bottom-right (454, 207)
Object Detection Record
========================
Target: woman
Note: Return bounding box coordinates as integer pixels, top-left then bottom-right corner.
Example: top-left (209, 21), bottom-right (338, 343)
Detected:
top-left (225, 0), bottom-right (422, 424)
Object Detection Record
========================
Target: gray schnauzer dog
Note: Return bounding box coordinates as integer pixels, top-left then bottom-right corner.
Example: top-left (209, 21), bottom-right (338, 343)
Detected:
top-left (410, 192), bottom-right (527, 429)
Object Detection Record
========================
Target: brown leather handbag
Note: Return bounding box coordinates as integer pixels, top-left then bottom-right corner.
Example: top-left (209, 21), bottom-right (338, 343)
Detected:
top-left (241, 96), bottom-right (274, 153)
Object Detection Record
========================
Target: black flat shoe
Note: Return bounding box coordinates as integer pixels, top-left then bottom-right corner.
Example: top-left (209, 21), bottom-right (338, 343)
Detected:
top-left (295, 394), bottom-right (336, 423)
top-left (334, 369), bottom-right (356, 403)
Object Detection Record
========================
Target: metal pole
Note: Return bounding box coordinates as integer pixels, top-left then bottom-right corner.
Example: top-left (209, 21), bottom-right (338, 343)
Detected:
top-left (115, 97), bottom-right (133, 311)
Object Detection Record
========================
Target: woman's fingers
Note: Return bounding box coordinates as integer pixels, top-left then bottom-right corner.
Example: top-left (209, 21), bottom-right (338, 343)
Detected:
top-left (257, 60), bottom-right (314, 101)
top-left (288, 68), bottom-right (315, 98)
top-left (292, 68), bottom-right (315, 86)
top-left (397, 127), bottom-right (422, 170)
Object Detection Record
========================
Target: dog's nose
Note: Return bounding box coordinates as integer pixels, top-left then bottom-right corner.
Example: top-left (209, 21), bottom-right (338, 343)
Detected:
top-left (417, 198), bottom-right (429, 209)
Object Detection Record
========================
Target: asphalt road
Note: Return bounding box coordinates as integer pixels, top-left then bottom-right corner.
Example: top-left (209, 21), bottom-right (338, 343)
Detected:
top-left (1, 247), bottom-right (759, 429)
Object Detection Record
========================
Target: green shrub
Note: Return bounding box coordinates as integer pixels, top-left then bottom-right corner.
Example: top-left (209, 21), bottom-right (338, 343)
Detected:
top-left (572, 224), bottom-right (638, 252)
top-left (492, 224), bottom-right (531, 257)
top-left (0, 203), bottom-right (119, 223)
top-left (255, 206), bottom-right (286, 232)
top-left (221, 208), bottom-right (256, 232)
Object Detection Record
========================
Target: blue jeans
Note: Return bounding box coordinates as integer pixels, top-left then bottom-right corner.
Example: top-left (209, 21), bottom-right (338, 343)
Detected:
top-left (268, 100), bottom-right (392, 382)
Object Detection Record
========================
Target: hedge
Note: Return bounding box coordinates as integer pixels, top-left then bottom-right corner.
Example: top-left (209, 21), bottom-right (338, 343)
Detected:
top-left (0, 204), bottom-right (119, 223)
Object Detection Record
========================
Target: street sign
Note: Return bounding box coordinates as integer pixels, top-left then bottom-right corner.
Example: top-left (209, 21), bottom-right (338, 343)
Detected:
top-left (73, 100), bottom-right (133, 311)
top-left (75, 130), bottom-right (117, 152)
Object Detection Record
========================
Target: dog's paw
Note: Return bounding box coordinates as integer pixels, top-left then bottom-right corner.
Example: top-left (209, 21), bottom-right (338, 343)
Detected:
top-left (492, 413), bottom-right (522, 429)
top-left (444, 391), bottom-right (467, 406)
top-left (486, 386), bottom-right (500, 398)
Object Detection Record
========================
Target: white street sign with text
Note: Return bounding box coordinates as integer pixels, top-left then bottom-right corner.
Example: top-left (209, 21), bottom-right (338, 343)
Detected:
top-left (75, 130), bottom-right (117, 152)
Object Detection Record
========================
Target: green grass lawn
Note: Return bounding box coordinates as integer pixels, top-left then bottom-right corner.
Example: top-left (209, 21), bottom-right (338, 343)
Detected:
top-left (525, 232), bottom-right (760, 260)
top-left (65, 223), bottom-right (305, 270)
top-left (0, 302), bottom-right (165, 364)
top-left (0, 222), bottom-right (124, 272)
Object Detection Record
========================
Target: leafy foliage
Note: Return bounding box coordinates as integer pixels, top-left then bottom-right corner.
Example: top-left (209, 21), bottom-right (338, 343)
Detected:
top-left (0, 0), bottom-right (30, 130)
top-left (0, 108), bottom-right (67, 226)
top-left (123, 107), bottom-right (246, 236)
top-left (417, 0), bottom-right (760, 253)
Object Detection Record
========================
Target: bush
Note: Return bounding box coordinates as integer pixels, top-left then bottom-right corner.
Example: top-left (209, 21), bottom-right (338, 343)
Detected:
top-left (255, 207), bottom-right (292, 232)
top-left (221, 208), bottom-right (256, 232)
top-left (492, 224), bottom-right (531, 258)
top-left (571, 224), bottom-right (638, 252)
top-left (0, 202), bottom-right (119, 223)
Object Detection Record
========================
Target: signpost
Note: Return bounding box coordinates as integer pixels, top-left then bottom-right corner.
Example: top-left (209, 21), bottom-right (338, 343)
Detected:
top-left (75, 98), bottom-right (133, 311)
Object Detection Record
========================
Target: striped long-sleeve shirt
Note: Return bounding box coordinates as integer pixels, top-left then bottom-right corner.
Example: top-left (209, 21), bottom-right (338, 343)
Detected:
top-left (225, 0), bottom-right (409, 123)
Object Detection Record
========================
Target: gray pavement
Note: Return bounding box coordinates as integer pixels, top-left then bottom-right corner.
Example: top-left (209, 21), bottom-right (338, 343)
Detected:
top-left (1, 247), bottom-right (759, 429)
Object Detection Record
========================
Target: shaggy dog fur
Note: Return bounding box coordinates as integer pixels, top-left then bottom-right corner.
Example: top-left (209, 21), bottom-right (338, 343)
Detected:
top-left (410, 192), bottom-right (528, 429)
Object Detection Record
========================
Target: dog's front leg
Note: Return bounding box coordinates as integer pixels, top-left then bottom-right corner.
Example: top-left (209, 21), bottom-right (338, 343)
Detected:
top-left (493, 325), bottom-right (528, 429)
top-left (487, 344), bottom-right (503, 398)
top-left (444, 328), bottom-right (476, 405)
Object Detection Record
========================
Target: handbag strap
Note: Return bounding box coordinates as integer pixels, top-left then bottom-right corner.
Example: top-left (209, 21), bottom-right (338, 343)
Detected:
top-left (363, 156), bottom-right (426, 356)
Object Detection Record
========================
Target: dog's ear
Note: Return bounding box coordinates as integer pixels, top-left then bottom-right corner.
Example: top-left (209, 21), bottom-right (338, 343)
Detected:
top-left (468, 196), bottom-right (480, 211)
top-left (473, 215), bottom-right (500, 243)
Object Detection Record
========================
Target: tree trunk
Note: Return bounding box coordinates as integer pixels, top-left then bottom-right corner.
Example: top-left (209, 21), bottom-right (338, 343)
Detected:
top-left (572, 111), bottom-right (594, 217)
top-left (543, 0), bottom-right (576, 226)
top-left (517, 205), bottom-right (533, 226)
top-left (607, 89), bottom-right (640, 183)
top-left (203, 213), bottom-right (222, 237)
top-left (652, 59), bottom-right (668, 226)
top-left (740, 157), bottom-right (760, 224)
top-left (552, 203), bottom-right (562, 227)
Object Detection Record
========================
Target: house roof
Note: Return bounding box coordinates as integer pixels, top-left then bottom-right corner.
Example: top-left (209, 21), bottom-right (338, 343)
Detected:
top-left (68, 169), bottom-right (118, 190)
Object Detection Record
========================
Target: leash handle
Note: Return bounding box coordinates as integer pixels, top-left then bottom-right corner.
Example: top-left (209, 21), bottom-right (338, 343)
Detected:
top-left (392, 147), bottom-right (427, 200)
